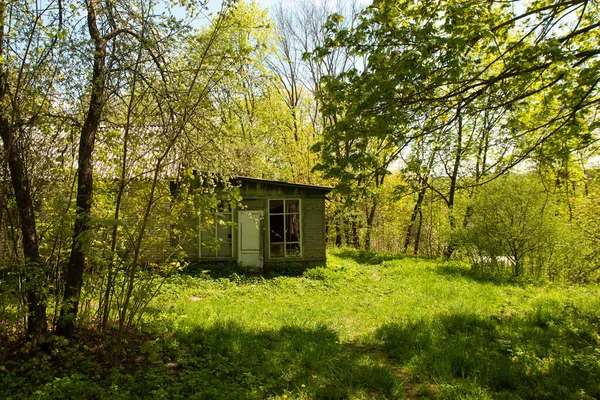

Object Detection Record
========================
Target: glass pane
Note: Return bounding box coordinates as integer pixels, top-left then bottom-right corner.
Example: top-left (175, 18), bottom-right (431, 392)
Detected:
top-left (216, 214), bottom-right (232, 243)
top-left (217, 242), bottom-right (232, 257)
top-left (286, 214), bottom-right (300, 242)
top-left (217, 202), bottom-right (231, 212)
top-left (200, 231), bottom-right (217, 257)
top-left (286, 243), bottom-right (301, 257)
top-left (270, 200), bottom-right (284, 213)
top-left (286, 200), bottom-right (299, 213)
top-left (200, 246), bottom-right (214, 257)
top-left (201, 229), bottom-right (214, 248)
top-left (270, 214), bottom-right (284, 242)
top-left (200, 218), bottom-right (218, 257)
top-left (270, 243), bottom-right (284, 258)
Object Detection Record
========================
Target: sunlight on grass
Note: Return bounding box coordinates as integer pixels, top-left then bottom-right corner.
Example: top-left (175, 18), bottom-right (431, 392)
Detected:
top-left (141, 249), bottom-right (600, 399)
top-left (3, 249), bottom-right (599, 399)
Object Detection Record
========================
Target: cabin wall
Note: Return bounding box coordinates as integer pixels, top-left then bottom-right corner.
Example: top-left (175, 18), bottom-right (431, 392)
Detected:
top-left (190, 179), bottom-right (330, 269)
top-left (0, 178), bottom-right (330, 270)
top-left (301, 198), bottom-right (326, 260)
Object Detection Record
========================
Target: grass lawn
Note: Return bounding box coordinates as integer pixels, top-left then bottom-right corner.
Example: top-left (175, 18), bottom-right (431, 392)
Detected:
top-left (2, 249), bottom-right (600, 399)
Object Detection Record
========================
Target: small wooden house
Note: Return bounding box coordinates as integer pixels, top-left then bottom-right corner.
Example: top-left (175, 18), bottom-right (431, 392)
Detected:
top-left (193, 177), bottom-right (332, 272)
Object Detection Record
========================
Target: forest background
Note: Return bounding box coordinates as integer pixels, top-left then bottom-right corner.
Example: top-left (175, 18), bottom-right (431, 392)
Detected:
top-left (0, 0), bottom-right (599, 343)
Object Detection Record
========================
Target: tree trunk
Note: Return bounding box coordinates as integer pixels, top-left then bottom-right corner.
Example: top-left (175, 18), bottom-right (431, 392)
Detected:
top-left (56, 0), bottom-right (106, 338)
top-left (351, 219), bottom-right (359, 249)
top-left (404, 186), bottom-right (427, 253)
top-left (404, 144), bottom-right (436, 254)
top-left (101, 31), bottom-right (146, 330)
top-left (364, 202), bottom-right (377, 251)
top-left (444, 106), bottom-right (463, 259)
top-left (333, 208), bottom-right (342, 247)
top-left (0, 3), bottom-right (47, 335)
top-left (413, 209), bottom-right (423, 256)
top-left (0, 120), bottom-right (47, 337)
top-left (343, 215), bottom-right (351, 246)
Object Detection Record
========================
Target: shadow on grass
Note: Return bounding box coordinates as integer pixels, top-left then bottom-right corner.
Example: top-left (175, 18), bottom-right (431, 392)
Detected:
top-left (183, 261), bottom-right (246, 279)
top-left (182, 262), bottom-right (317, 280)
top-left (373, 310), bottom-right (600, 399)
top-left (434, 262), bottom-right (530, 286)
top-left (0, 324), bottom-right (404, 399)
top-left (157, 323), bottom-right (402, 399)
top-left (3, 308), bottom-right (599, 399)
top-left (330, 248), bottom-right (407, 265)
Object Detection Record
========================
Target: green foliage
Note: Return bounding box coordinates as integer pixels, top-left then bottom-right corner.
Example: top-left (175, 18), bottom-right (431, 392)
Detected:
top-left (459, 174), bottom-right (555, 275)
top-left (311, 0), bottom-right (600, 257)
top-left (458, 173), bottom-right (600, 282)
top-left (2, 6), bottom-right (599, 397)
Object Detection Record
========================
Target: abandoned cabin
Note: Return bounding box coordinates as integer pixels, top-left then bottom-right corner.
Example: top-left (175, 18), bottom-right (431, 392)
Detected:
top-left (189, 176), bottom-right (332, 272)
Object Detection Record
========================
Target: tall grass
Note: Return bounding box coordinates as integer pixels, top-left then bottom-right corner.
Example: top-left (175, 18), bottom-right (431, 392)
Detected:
top-left (2, 248), bottom-right (599, 399)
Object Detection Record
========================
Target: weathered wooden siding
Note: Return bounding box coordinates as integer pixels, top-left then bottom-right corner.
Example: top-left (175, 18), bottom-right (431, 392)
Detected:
top-left (148, 177), bottom-right (332, 268)
top-left (302, 198), bottom-right (326, 260)
top-left (242, 199), bottom-right (266, 210)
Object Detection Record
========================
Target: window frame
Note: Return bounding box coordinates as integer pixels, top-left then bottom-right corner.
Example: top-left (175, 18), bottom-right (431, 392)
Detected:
top-left (268, 198), bottom-right (302, 259)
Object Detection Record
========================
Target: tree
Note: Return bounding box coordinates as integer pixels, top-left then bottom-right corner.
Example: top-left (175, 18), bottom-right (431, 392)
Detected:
top-left (56, 0), bottom-right (137, 338)
top-left (0, 0), bottom-right (69, 336)
top-left (312, 0), bottom-right (599, 254)
top-left (82, 1), bottom-right (271, 344)
top-left (460, 174), bottom-right (558, 277)
top-left (269, 0), bottom-right (360, 184)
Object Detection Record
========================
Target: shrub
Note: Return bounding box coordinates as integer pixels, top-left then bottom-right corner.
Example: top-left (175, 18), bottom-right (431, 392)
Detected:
top-left (458, 174), bottom-right (600, 282)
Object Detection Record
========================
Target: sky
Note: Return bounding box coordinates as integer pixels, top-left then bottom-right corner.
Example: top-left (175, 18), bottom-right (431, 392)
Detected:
top-left (168, 0), bottom-right (280, 29)
top-left (207, 0), bottom-right (342, 13)
top-left (201, 0), bottom-right (282, 20)
top-left (194, 0), bottom-right (363, 25)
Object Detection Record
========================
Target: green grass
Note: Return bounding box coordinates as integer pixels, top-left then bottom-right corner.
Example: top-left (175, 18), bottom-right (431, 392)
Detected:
top-left (2, 248), bottom-right (600, 399)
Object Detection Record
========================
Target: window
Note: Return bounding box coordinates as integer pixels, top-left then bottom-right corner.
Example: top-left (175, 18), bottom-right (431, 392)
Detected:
top-left (269, 199), bottom-right (301, 258)
top-left (200, 202), bottom-right (233, 258)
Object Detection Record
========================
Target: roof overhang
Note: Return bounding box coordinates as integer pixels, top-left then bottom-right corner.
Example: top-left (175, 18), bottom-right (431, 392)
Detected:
top-left (234, 176), bottom-right (333, 193)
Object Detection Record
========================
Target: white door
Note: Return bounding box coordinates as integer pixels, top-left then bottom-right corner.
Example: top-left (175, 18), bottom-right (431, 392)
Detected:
top-left (237, 210), bottom-right (263, 268)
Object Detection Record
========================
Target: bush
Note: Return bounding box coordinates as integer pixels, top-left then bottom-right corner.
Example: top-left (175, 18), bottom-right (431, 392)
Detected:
top-left (458, 174), bottom-right (599, 282)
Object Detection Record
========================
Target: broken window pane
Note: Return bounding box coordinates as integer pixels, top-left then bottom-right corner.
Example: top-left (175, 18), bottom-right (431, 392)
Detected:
top-left (269, 199), bottom-right (301, 259)
top-left (270, 200), bottom-right (284, 213)
top-left (270, 214), bottom-right (284, 242)
top-left (286, 214), bottom-right (300, 242)
top-left (270, 243), bottom-right (284, 258)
